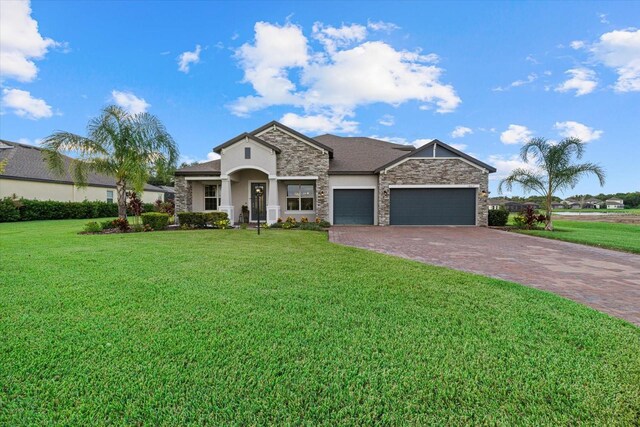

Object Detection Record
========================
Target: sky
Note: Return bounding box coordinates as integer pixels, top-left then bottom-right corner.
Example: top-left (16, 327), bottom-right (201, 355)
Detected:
top-left (1, 0), bottom-right (639, 197)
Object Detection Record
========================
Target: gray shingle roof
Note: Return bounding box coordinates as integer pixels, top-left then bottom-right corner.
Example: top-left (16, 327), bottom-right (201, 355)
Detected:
top-left (314, 135), bottom-right (413, 173)
top-left (0, 139), bottom-right (164, 192)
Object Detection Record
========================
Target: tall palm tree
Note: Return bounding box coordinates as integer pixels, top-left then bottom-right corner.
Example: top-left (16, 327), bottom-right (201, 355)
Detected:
top-left (499, 137), bottom-right (605, 231)
top-left (42, 105), bottom-right (178, 219)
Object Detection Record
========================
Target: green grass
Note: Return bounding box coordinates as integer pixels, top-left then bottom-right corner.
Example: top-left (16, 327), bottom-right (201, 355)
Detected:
top-left (1, 219), bottom-right (639, 425)
top-left (515, 220), bottom-right (640, 254)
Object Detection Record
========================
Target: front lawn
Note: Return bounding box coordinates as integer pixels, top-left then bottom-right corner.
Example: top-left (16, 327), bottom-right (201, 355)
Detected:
top-left (515, 220), bottom-right (640, 254)
top-left (1, 219), bottom-right (639, 425)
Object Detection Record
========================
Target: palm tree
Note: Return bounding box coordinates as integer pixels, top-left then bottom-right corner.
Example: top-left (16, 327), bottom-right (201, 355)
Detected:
top-left (42, 105), bottom-right (178, 219)
top-left (499, 137), bottom-right (605, 231)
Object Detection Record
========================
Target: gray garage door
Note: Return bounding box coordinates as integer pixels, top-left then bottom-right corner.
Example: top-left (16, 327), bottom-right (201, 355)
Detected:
top-left (390, 188), bottom-right (476, 225)
top-left (333, 189), bottom-right (374, 225)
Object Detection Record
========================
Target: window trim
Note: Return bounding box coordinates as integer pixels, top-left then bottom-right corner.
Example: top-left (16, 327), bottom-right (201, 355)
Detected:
top-left (204, 184), bottom-right (221, 211)
top-left (284, 183), bottom-right (315, 214)
top-left (244, 147), bottom-right (251, 159)
top-left (106, 190), bottom-right (114, 203)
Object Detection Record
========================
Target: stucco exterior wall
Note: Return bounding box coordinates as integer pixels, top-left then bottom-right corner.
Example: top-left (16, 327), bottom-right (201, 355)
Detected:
top-left (378, 159), bottom-right (489, 226)
top-left (257, 127), bottom-right (331, 221)
top-left (0, 178), bottom-right (163, 203)
top-left (219, 138), bottom-right (277, 176)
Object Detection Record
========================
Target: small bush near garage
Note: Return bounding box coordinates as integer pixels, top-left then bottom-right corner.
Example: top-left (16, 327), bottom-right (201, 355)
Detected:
top-left (177, 211), bottom-right (229, 229)
top-left (141, 212), bottom-right (170, 230)
top-left (488, 208), bottom-right (510, 226)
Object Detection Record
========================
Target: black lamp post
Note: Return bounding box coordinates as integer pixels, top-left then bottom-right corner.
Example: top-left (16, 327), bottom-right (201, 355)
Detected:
top-left (255, 186), bottom-right (263, 235)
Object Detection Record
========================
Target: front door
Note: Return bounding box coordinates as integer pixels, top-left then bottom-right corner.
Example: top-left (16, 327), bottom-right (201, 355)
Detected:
top-left (250, 182), bottom-right (267, 221)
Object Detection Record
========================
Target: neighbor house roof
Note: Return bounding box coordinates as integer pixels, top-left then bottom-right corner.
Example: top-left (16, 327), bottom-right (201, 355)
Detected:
top-left (606, 198), bottom-right (624, 203)
top-left (174, 159), bottom-right (221, 176)
top-left (0, 139), bottom-right (164, 192)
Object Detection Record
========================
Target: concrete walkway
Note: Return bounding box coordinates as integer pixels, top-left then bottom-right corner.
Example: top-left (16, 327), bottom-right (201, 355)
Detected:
top-left (329, 227), bottom-right (640, 326)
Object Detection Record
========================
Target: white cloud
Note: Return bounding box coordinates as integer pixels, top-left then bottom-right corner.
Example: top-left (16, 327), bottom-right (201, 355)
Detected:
top-left (111, 90), bottom-right (150, 114)
top-left (555, 68), bottom-right (598, 96)
top-left (451, 126), bottom-right (473, 138)
top-left (378, 114), bottom-right (394, 126)
top-left (280, 112), bottom-right (358, 134)
top-left (0, 0), bottom-right (58, 82)
top-left (570, 40), bottom-right (585, 49)
top-left (525, 54), bottom-right (538, 64)
top-left (367, 20), bottom-right (400, 32)
top-left (500, 124), bottom-right (533, 145)
top-left (554, 121), bottom-right (603, 142)
top-left (230, 21), bottom-right (461, 131)
top-left (493, 73), bottom-right (538, 91)
top-left (590, 29), bottom-right (640, 92)
top-left (486, 154), bottom-right (537, 181)
top-left (370, 134), bottom-right (434, 148)
top-left (599, 14), bottom-right (609, 24)
top-left (1, 88), bottom-right (53, 119)
top-left (177, 44), bottom-right (202, 73)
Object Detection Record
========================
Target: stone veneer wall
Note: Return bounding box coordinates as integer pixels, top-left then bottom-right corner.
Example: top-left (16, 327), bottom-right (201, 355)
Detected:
top-left (378, 159), bottom-right (489, 226)
top-left (258, 128), bottom-right (330, 220)
top-left (174, 175), bottom-right (192, 214)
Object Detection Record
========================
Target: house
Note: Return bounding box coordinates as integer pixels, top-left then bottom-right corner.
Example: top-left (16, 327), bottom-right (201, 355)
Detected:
top-left (522, 201), bottom-right (540, 210)
top-left (563, 198), bottom-right (581, 209)
top-left (174, 121), bottom-right (496, 226)
top-left (551, 202), bottom-right (564, 209)
top-left (584, 198), bottom-right (603, 209)
top-left (0, 140), bottom-right (166, 203)
top-left (606, 198), bottom-right (624, 209)
top-left (488, 198), bottom-right (508, 210)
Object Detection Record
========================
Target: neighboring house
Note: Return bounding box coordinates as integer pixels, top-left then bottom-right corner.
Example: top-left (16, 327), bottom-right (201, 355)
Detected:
top-left (174, 121), bottom-right (496, 226)
top-left (563, 198), bottom-right (581, 209)
top-left (156, 185), bottom-right (175, 201)
top-left (551, 202), bottom-right (565, 209)
top-left (584, 198), bottom-right (603, 209)
top-left (0, 140), bottom-right (166, 203)
top-left (502, 201), bottom-right (524, 212)
top-left (488, 198), bottom-right (508, 210)
top-left (522, 201), bottom-right (540, 210)
top-left (605, 198), bottom-right (624, 209)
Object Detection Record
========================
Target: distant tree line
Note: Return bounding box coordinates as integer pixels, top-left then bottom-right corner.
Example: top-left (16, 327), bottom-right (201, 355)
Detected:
top-left (502, 192), bottom-right (639, 208)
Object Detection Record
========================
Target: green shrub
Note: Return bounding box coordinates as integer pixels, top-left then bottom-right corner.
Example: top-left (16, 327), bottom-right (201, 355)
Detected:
top-left (488, 209), bottom-right (510, 226)
top-left (0, 198), bottom-right (20, 222)
top-left (177, 211), bottom-right (229, 228)
top-left (100, 220), bottom-right (115, 230)
top-left (315, 218), bottom-right (331, 228)
top-left (299, 222), bottom-right (324, 231)
top-left (83, 221), bottom-right (102, 233)
top-left (141, 212), bottom-right (170, 230)
top-left (269, 222), bottom-right (283, 229)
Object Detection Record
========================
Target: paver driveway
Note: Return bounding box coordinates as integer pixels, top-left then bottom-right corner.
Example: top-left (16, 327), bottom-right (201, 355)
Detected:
top-left (330, 227), bottom-right (640, 326)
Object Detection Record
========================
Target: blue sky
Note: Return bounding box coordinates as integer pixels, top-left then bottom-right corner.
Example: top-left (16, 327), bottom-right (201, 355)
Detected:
top-left (1, 0), bottom-right (639, 196)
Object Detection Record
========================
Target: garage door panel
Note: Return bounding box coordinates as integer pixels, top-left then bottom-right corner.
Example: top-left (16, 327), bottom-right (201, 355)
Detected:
top-left (333, 189), bottom-right (374, 225)
top-left (390, 188), bottom-right (476, 225)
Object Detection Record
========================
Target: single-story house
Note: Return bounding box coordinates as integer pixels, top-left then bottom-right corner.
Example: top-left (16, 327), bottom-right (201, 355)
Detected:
top-left (563, 198), bottom-right (581, 209)
top-left (488, 198), bottom-right (508, 210)
top-left (583, 198), bottom-right (604, 209)
top-left (0, 140), bottom-right (167, 203)
top-left (606, 198), bottom-right (624, 209)
top-left (174, 121), bottom-right (496, 226)
top-left (551, 202), bottom-right (565, 209)
top-left (522, 201), bottom-right (540, 210)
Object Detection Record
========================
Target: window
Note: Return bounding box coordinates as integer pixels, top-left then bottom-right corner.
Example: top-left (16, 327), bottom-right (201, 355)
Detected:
top-left (106, 190), bottom-right (114, 203)
top-left (204, 185), bottom-right (221, 210)
top-left (286, 184), bottom-right (314, 212)
top-left (245, 147), bottom-right (251, 159)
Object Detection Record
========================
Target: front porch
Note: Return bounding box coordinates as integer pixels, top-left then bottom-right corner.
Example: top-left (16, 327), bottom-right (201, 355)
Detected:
top-left (177, 168), bottom-right (321, 225)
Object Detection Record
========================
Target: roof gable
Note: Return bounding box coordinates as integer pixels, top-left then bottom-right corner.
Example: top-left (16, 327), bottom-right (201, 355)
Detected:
top-left (213, 133), bottom-right (281, 154)
top-left (251, 121), bottom-right (334, 158)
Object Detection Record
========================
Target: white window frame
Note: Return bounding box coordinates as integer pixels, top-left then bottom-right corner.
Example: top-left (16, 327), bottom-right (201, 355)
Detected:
top-left (204, 184), bottom-right (221, 211)
top-left (284, 183), bottom-right (315, 214)
top-left (106, 190), bottom-right (114, 203)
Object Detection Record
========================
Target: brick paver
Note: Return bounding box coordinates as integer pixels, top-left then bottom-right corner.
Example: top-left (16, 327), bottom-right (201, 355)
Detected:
top-left (329, 227), bottom-right (640, 326)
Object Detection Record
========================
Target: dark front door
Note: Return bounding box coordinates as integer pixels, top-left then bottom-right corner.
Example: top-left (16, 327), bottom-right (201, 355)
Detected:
top-left (333, 189), bottom-right (375, 225)
top-left (390, 188), bottom-right (476, 225)
top-left (250, 182), bottom-right (266, 221)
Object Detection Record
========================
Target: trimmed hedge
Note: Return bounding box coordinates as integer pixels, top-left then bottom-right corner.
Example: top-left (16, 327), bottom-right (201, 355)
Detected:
top-left (177, 211), bottom-right (228, 228)
top-left (141, 212), bottom-right (170, 230)
top-left (0, 198), bottom-right (119, 222)
top-left (488, 208), bottom-right (510, 226)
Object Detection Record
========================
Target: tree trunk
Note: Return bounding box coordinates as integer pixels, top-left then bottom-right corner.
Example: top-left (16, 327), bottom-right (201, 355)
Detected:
top-left (116, 180), bottom-right (127, 220)
top-left (545, 186), bottom-right (553, 231)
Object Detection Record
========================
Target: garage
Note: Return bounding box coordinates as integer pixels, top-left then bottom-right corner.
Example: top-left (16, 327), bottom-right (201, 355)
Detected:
top-left (333, 189), bottom-right (375, 225)
top-left (390, 187), bottom-right (476, 225)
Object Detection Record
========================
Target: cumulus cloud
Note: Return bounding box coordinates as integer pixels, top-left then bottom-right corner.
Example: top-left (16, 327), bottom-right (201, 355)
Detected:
top-left (367, 20), bottom-right (400, 32)
top-left (229, 20), bottom-right (461, 132)
top-left (554, 121), bottom-right (603, 142)
top-left (555, 68), bottom-right (598, 96)
top-left (500, 124), bottom-right (533, 145)
top-left (590, 29), bottom-right (640, 92)
top-left (0, 0), bottom-right (59, 82)
top-left (280, 112), bottom-right (358, 134)
top-left (177, 44), bottom-right (202, 73)
top-left (486, 154), bottom-right (537, 181)
top-left (111, 90), bottom-right (150, 114)
top-left (370, 135), bottom-right (435, 148)
top-left (378, 114), bottom-right (394, 126)
top-left (451, 126), bottom-right (473, 138)
top-left (570, 40), bottom-right (585, 49)
top-left (1, 88), bottom-right (53, 119)
top-left (449, 143), bottom-right (468, 151)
